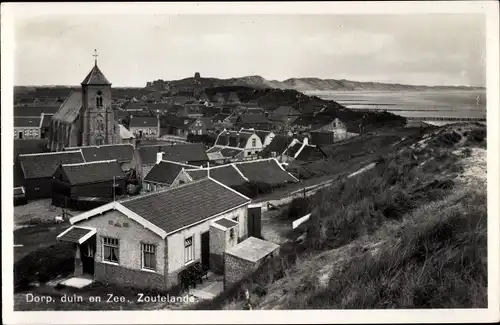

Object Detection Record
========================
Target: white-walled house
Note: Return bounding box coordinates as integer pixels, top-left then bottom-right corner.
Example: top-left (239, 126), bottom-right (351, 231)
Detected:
top-left (57, 178), bottom-right (252, 290)
top-left (240, 128), bottom-right (275, 148)
top-left (212, 129), bottom-right (263, 159)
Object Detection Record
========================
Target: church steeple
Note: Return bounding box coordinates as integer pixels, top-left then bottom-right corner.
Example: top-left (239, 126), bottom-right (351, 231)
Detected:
top-left (81, 49), bottom-right (111, 86)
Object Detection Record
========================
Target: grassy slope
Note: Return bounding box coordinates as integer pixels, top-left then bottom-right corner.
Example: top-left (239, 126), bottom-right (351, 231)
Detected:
top-left (194, 123), bottom-right (487, 309)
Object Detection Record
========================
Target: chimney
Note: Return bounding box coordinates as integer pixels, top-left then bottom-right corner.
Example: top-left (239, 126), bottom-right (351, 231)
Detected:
top-left (156, 151), bottom-right (164, 164)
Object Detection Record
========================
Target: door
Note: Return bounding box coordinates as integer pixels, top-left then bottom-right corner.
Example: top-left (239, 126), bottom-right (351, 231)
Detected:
top-left (201, 231), bottom-right (210, 269)
top-left (19, 132), bottom-right (23, 139)
top-left (81, 239), bottom-right (96, 275)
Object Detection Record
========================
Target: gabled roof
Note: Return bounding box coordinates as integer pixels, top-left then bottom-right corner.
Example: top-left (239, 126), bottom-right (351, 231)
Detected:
top-left (184, 164), bottom-right (248, 187)
top-left (14, 117), bottom-right (41, 128)
top-left (18, 150), bottom-right (85, 179)
top-left (220, 147), bottom-right (245, 159)
top-left (14, 106), bottom-right (59, 117)
top-left (234, 158), bottom-right (298, 185)
top-left (206, 146), bottom-right (223, 153)
top-left (71, 178), bottom-right (251, 237)
top-left (259, 135), bottom-right (294, 158)
top-left (81, 64), bottom-right (111, 86)
top-left (60, 160), bottom-right (125, 185)
top-left (294, 143), bottom-right (327, 161)
top-left (215, 130), bottom-right (254, 148)
top-left (207, 151), bottom-right (225, 161)
top-left (240, 128), bottom-right (272, 143)
top-left (66, 144), bottom-right (135, 163)
top-left (129, 116), bottom-right (158, 128)
top-left (144, 160), bottom-right (201, 185)
top-left (52, 91), bottom-right (82, 124)
top-left (212, 113), bottom-right (230, 122)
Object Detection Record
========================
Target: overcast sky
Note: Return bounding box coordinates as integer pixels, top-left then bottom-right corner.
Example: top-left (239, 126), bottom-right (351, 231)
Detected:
top-left (14, 14), bottom-right (486, 87)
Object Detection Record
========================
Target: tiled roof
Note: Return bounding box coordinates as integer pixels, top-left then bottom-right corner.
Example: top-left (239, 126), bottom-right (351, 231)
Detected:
top-left (120, 178), bottom-right (250, 234)
top-left (145, 160), bottom-right (200, 185)
top-left (285, 141), bottom-right (303, 158)
top-left (18, 151), bottom-right (85, 179)
top-left (52, 91), bottom-right (82, 123)
top-left (212, 113), bottom-right (229, 123)
top-left (14, 106), bottom-right (59, 117)
top-left (185, 164), bottom-right (247, 187)
top-left (291, 114), bottom-right (315, 127)
top-left (269, 106), bottom-right (300, 123)
top-left (41, 114), bottom-right (54, 128)
top-left (259, 135), bottom-right (294, 158)
top-left (66, 144), bottom-right (135, 163)
top-left (215, 130), bottom-right (253, 148)
top-left (207, 151), bottom-right (225, 161)
top-left (220, 147), bottom-right (244, 159)
top-left (58, 227), bottom-right (93, 244)
top-left (61, 160), bottom-right (125, 185)
top-left (14, 117), bottom-right (41, 128)
top-left (129, 116), bottom-right (158, 128)
top-left (240, 128), bottom-right (271, 143)
top-left (295, 144), bottom-right (326, 161)
top-left (234, 159), bottom-right (298, 185)
top-left (139, 143), bottom-right (208, 165)
top-left (81, 64), bottom-right (111, 85)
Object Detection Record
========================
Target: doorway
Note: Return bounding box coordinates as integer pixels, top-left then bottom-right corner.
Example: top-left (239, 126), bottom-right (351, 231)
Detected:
top-left (201, 231), bottom-right (210, 270)
top-left (19, 132), bottom-right (23, 139)
top-left (81, 237), bottom-right (96, 275)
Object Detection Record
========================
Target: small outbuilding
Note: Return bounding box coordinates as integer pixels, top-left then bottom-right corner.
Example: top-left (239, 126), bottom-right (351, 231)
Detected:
top-left (223, 236), bottom-right (279, 290)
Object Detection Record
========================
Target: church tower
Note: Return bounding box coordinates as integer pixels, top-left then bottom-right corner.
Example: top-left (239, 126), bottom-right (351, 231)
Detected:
top-left (79, 50), bottom-right (117, 146)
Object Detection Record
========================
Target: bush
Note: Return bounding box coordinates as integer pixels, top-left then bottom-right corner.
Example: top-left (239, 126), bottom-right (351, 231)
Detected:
top-left (14, 243), bottom-right (75, 291)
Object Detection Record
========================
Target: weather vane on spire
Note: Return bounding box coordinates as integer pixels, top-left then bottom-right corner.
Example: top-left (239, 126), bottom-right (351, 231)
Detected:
top-left (93, 49), bottom-right (99, 66)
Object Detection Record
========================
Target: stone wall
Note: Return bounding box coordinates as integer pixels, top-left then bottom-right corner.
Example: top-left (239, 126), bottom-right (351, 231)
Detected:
top-left (224, 254), bottom-right (255, 291)
top-left (94, 261), bottom-right (167, 290)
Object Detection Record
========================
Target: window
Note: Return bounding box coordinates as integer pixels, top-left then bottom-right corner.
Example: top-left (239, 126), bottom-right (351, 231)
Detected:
top-left (141, 243), bottom-right (156, 270)
top-left (230, 228), bottom-right (235, 240)
top-left (252, 139), bottom-right (256, 147)
top-left (184, 236), bottom-right (194, 263)
top-left (102, 237), bottom-right (119, 263)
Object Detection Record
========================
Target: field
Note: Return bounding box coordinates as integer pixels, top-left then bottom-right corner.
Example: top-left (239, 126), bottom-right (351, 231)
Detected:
top-left (306, 89), bottom-right (486, 119)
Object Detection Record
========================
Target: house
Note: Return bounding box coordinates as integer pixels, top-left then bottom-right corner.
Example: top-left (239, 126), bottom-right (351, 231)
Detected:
top-left (172, 158), bottom-right (299, 189)
top-left (240, 128), bottom-right (275, 148)
top-left (17, 150), bottom-right (85, 199)
top-left (161, 114), bottom-right (193, 138)
top-left (14, 117), bottom-right (42, 140)
top-left (138, 143), bottom-right (209, 178)
top-left (129, 116), bottom-right (160, 139)
top-left (118, 124), bottom-right (136, 146)
top-left (290, 114), bottom-right (316, 132)
top-left (181, 104), bottom-right (204, 119)
top-left (272, 137), bottom-right (326, 162)
top-left (206, 151), bottom-right (226, 165)
top-left (213, 129), bottom-right (263, 159)
top-left (189, 117), bottom-right (214, 135)
top-left (212, 113), bottom-right (229, 124)
top-left (268, 106), bottom-right (300, 125)
top-left (235, 114), bottom-right (273, 131)
top-left (52, 160), bottom-right (127, 210)
top-left (310, 117), bottom-right (349, 145)
top-left (143, 160), bottom-right (201, 191)
top-left (65, 144), bottom-right (137, 173)
top-left (56, 178), bottom-right (252, 290)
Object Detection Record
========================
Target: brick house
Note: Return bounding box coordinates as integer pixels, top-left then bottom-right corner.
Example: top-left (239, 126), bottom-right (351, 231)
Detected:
top-left (129, 116), bottom-right (160, 139)
top-left (14, 117), bottom-right (42, 140)
top-left (213, 129), bottom-right (263, 159)
top-left (16, 151), bottom-right (85, 199)
top-left (57, 178), bottom-right (251, 290)
top-left (52, 160), bottom-right (127, 209)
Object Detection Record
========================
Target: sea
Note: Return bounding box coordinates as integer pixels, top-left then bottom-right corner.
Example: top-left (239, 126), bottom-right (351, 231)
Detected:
top-left (305, 89), bottom-right (487, 120)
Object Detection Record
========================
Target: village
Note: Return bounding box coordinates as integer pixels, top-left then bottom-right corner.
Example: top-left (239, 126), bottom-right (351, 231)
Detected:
top-left (13, 56), bottom-right (387, 310)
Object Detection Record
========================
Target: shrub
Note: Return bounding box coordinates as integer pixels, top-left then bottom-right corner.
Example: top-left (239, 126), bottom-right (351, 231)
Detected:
top-left (14, 243), bottom-right (75, 291)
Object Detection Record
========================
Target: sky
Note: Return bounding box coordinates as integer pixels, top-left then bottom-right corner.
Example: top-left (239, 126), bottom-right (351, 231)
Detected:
top-left (13, 13), bottom-right (486, 87)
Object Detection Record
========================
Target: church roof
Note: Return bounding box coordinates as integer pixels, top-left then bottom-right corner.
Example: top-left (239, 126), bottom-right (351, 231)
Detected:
top-left (81, 64), bottom-right (111, 86)
top-left (52, 91), bottom-right (82, 124)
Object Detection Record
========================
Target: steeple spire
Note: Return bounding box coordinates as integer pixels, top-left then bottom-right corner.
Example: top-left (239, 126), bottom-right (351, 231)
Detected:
top-left (93, 49), bottom-right (99, 66)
